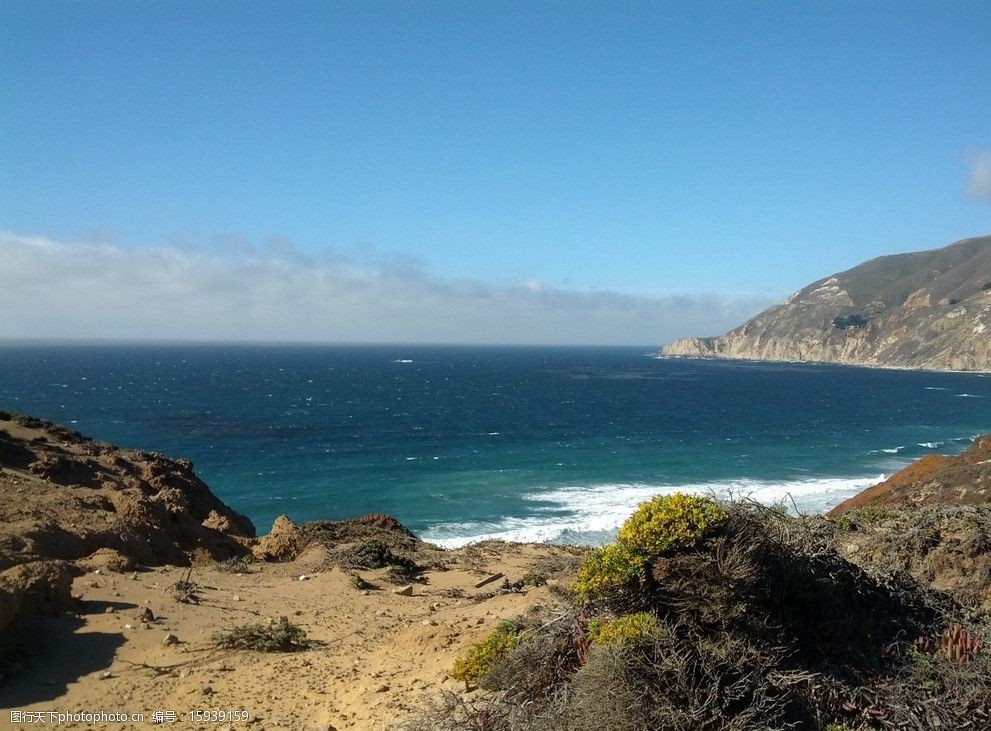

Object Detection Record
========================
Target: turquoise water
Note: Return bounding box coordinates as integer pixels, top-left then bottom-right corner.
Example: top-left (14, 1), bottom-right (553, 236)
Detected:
top-left (0, 343), bottom-right (988, 544)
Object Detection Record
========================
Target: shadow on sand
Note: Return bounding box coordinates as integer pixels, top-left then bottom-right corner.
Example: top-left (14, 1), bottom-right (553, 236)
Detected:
top-left (0, 612), bottom-right (127, 708)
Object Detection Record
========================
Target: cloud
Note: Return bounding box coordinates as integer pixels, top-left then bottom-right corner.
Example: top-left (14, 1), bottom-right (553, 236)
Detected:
top-left (966, 149), bottom-right (991, 202)
top-left (0, 230), bottom-right (775, 346)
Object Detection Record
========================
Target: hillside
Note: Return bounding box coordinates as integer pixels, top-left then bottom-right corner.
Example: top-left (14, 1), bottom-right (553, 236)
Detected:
top-left (662, 235), bottom-right (991, 371)
top-left (828, 435), bottom-right (991, 514)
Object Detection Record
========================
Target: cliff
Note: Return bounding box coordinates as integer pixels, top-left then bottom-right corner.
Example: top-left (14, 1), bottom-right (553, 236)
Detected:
top-left (0, 410), bottom-right (256, 635)
top-left (662, 235), bottom-right (991, 371)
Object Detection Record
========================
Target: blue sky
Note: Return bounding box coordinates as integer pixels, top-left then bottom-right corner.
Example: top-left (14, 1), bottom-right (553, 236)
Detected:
top-left (2, 1), bottom-right (990, 344)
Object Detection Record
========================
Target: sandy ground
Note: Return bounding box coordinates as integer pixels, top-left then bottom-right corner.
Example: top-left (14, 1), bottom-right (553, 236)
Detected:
top-left (0, 542), bottom-right (580, 731)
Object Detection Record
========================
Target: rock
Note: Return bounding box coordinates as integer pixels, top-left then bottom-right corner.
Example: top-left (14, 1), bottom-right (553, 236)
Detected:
top-left (374, 684), bottom-right (390, 693)
top-left (252, 515), bottom-right (301, 562)
top-left (80, 548), bottom-right (136, 574)
top-left (163, 633), bottom-right (180, 646)
top-left (0, 559), bottom-right (79, 635)
top-left (0, 412), bottom-right (257, 638)
top-left (393, 585), bottom-right (414, 596)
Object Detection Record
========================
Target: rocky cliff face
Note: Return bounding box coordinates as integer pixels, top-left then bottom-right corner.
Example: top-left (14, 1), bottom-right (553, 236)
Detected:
top-left (663, 235), bottom-right (991, 371)
top-left (0, 411), bottom-right (256, 635)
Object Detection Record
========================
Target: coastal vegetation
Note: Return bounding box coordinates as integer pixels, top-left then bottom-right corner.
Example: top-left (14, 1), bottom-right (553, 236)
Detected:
top-left (435, 495), bottom-right (991, 730)
top-left (211, 616), bottom-right (309, 652)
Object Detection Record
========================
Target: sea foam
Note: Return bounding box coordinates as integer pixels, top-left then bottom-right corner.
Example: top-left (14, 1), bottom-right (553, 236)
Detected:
top-left (422, 475), bottom-right (884, 547)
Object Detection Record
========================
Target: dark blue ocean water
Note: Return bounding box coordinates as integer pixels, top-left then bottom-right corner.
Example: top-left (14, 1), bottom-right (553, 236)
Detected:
top-left (0, 343), bottom-right (988, 545)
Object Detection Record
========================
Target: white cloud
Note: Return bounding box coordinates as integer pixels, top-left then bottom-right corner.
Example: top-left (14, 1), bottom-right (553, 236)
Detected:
top-left (0, 230), bottom-right (775, 346)
top-left (966, 149), bottom-right (991, 202)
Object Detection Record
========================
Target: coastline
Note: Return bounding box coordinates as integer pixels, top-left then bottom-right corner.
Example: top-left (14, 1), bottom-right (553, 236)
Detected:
top-left (655, 351), bottom-right (991, 376)
top-left (3, 411), bottom-right (991, 730)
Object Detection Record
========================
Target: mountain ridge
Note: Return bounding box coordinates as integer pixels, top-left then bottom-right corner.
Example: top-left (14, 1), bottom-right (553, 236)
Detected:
top-left (662, 235), bottom-right (991, 371)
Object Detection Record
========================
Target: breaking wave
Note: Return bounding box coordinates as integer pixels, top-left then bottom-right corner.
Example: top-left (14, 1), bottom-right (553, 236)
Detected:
top-left (421, 475), bottom-right (885, 547)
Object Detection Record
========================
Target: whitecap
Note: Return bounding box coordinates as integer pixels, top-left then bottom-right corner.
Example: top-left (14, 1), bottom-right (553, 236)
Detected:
top-left (956, 393), bottom-right (981, 398)
top-left (421, 474), bottom-right (885, 548)
top-left (917, 442), bottom-right (944, 449)
top-left (869, 446), bottom-right (904, 454)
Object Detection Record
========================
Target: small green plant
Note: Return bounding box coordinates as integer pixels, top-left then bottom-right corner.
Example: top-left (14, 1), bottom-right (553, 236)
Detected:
top-left (572, 542), bottom-right (646, 604)
top-left (450, 621), bottom-right (520, 686)
top-left (342, 539), bottom-right (393, 569)
top-left (617, 493), bottom-right (728, 556)
top-left (339, 539), bottom-right (422, 579)
top-left (587, 612), bottom-right (659, 647)
top-left (522, 570), bottom-right (548, 586)
top-left (211, 616), bottom-right (308, 652)
top-left (216, 556), bottom-right (253, 574)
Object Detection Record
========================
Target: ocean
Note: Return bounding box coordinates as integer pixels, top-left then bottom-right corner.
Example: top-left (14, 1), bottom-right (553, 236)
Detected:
top-left (0, 343), bottom-right (988, 546)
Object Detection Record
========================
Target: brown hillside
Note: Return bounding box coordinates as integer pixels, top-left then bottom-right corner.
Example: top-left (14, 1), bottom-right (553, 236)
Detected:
top-left (828, 436), bottom-right (991, 515)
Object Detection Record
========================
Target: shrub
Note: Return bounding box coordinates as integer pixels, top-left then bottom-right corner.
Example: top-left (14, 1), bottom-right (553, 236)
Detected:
top-left (572, 543), bottom-right (646, 604)
top-left (618, 493), bottom-right (727, 557)
top-left (450, 621), bottom-right (520, 685)
top-left (833, 313), bottom-right (869, 330)
top-left (211, 616), bottom-right (308, 652)
top-left (572, 494), bottom-right (727, 605)
top-left (588, 612), bottom-right (659, 647)
top-left (522, 570), bottom-right (548, 587)
top-left (338, 538), bottom-right (423, 578)
top-left (340, 539), bottom-right (394, 569)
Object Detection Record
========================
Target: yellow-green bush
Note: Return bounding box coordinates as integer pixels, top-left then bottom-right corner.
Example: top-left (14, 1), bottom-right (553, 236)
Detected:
top-left (572, 493), bottom-right (727, 605)
top-left (618, 493), bottom-right (727, 557)
top-left (572, 542), bottom-right (646, 604)
top-left (588, 612), bottom-right (659, 647)
top-left (450, 620), bottom-right (520, 685)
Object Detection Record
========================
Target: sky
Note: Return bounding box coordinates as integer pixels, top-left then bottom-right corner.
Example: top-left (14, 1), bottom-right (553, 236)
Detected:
top-left (2, 1), bottom-right (990, 345)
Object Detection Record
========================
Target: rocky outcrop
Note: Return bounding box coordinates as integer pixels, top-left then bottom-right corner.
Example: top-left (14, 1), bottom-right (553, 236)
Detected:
top-left (662, 235), bottom-right (991, 371)
top-left (828, 436), bottom-right (991, 515)
top-left (252, 512), bottom-right (421, 563)
top-left (0, 411), bottom-right (256, 635)
top-left (0, 411), bottom-right (255, 572)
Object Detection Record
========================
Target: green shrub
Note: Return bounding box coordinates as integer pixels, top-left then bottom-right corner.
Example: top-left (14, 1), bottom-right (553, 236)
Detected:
top-left (450, 621), bottom-right (520, 685)
top-left (211, 616), bottom-right (308, 652)
top-left (618, 493), bottom-right (727, 557)
top-left (572, 542), bottom-right (646, 604)
top-left (338, 538), bottom-right (422, 579)
top-left (522, 570), bottom-right (548, 586)
top-left (588, 612), bottom-right (659, 647)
